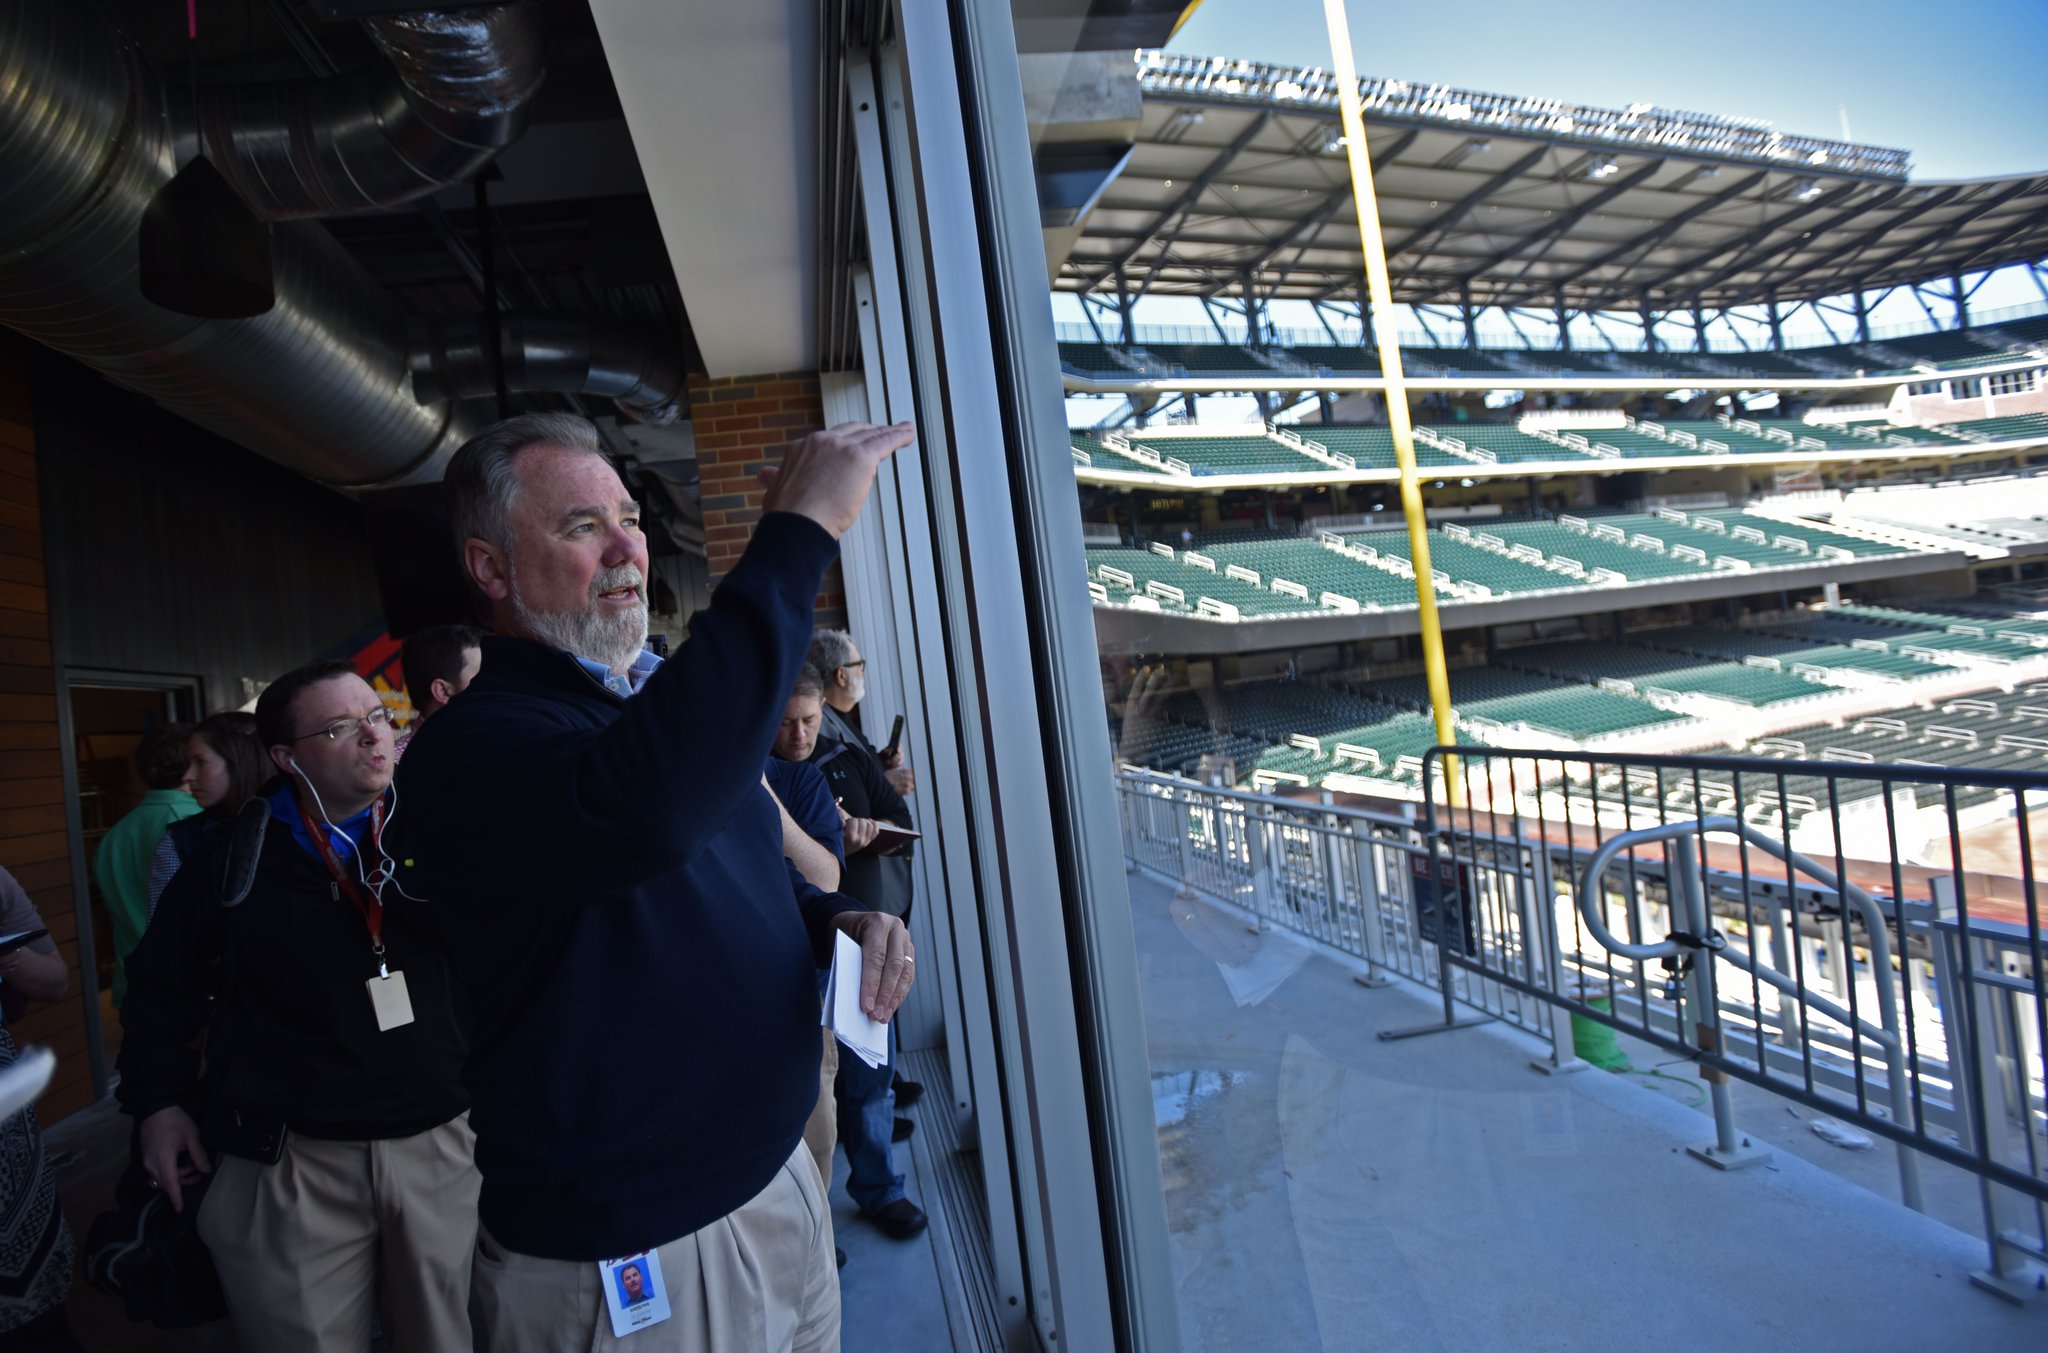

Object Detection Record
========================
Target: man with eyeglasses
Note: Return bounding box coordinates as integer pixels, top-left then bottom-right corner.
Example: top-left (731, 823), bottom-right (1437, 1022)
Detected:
top-left (118, 660), bottom-right (477, 1352)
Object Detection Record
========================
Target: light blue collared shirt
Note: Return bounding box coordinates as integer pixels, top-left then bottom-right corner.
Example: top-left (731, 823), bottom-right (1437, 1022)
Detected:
top-left (575, 648), bottom-right (663, 698)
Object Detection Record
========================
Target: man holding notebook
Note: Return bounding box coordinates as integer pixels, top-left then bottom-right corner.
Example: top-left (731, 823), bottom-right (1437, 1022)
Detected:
top-left (772, 646), bottom-right (925, 1241)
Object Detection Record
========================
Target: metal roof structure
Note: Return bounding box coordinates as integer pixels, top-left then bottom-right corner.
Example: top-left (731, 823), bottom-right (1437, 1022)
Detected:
top-left (1060, 50), bottom-right (2048, 313)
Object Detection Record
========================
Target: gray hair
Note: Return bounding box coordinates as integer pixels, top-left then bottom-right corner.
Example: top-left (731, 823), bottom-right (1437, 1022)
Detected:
top-left (807, 629), bottom-right (858, 679)
top-left (445, 412), bottom-right (608, 551)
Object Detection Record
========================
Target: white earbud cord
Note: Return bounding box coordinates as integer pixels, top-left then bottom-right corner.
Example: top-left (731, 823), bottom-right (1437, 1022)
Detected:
top-left (294, 761), bottom-right (421, 903)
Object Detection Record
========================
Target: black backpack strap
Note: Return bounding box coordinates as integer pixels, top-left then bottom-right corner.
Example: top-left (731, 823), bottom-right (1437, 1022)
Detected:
top-left (203, 797), bottom-right (288, 1158)
top-left (216, 798), bottom-right (271, 910)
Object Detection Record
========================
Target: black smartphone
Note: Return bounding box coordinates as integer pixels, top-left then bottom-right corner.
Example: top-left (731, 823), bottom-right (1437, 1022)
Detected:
top-left (883, 715), bottom-right (905, 758)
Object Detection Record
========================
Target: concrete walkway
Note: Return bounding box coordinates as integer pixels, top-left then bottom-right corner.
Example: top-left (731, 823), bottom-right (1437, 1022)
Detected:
top-left (1131, 870), bottom-right (2048, 1353)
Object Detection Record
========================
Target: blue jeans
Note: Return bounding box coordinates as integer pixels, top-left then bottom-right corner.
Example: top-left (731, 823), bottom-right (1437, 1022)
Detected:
top-left (835, 1021), bottom-right (904, 1214)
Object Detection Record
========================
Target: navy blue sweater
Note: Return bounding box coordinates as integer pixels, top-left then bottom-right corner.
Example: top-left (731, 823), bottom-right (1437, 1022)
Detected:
top-left (393, 512), bottom-right (862, 1260)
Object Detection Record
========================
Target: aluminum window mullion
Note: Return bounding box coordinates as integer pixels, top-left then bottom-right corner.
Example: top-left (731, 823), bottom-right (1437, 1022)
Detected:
top-left (873, 9), bottom-right (1106, 1348)
top-left (881, 3), bottom-right (1179, 1348)
top-left (823, 362), bottom-right (950, 1052)
top-left (846, 51), bottom-right (1033, 1344)
top-left (941, 5), bottom-right (1183, 1349)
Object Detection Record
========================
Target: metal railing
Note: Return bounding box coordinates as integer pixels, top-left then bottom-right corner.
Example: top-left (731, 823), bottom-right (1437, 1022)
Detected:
top-left (1116, 746), bottom-right (2048, 1299)
top-left (1117, 768), bottom-right (1558, 1038)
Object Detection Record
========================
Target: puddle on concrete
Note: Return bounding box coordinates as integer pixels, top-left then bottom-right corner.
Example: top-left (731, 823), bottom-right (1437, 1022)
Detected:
top-left (1153, 1067), bottom-right (1249, 1127)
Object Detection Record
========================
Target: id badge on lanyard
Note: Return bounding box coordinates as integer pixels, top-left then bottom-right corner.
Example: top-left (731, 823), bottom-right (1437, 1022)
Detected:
top-left (598, 1252), bottom-right (673, 1336)
top-left (298, 799), bottom-right (415, 1032)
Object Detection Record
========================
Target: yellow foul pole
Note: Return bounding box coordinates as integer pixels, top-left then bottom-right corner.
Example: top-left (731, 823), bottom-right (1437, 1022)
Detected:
top-left (1322, 0), bottom-right (1458, 789)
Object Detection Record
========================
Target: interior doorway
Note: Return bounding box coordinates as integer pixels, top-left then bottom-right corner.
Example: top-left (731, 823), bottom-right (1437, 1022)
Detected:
top-left (57, 670), bottom-right (202, 1097)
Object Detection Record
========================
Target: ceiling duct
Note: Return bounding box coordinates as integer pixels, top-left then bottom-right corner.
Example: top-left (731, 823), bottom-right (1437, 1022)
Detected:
top-left (0, 1), bottom-right (682, 489)
top-left (194, 5), bottom-right (544, 219)
top-left (409, 315), bottom-right (686, 424)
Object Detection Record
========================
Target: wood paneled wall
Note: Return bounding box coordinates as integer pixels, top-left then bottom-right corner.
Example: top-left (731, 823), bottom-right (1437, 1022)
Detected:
top-left (0, 336), bottom-right (91, 1121)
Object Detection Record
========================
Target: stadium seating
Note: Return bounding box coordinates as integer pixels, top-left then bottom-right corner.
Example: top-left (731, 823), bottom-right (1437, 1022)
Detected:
top-left (1121, 433), bottom-right (1326, 477)
top-left (1295, 425), bottom-right (1472, 470)
top-left (1085, 512), bottom-right (1958, 622)
top-left (1437, 424), bottom-right (1579, 463)
top-left (1410, 347), bottom-right (1523, 375)
top-left (1482, 521), bottom-right (1708, 581)
top-left (1061, 325), bottom-right (2048, 385)
top-left (1096, 544), bottom-right (1350, 617)
top-left (1112, 679), bottom-right (1445, 789)
top-left (1058, 341), bottom-right (1136, 376)
top-left (1197, 537), bottom-right (1454, 610)
top-left (1359, 666), bottom-right (1685, 739)
top-left (1945, 413), bottom-right (2048, 443)
top-left (1581, 423), bottom-right (1708, 458)
top-left (1276, 344), bottom-right (1376, 374)
top-left (1743, 685), bottom-right (2048, 821)
top-left (1506, 641), bottom-right (1827, 707)
top-left (1725, 512), bottom-right (1905, 557)
top-left (1071, 416), bottom-right (2033, 480)
top-left (1696, 350), bottom-right (1825, 378)
top-left (1869, 330), bottom-right (2008, 365)
top-left (1340, 528), bottom-right (1586, 597)
top-left (1113, 664), bottom-right (1697, 790)
top-left (1132, 342), bottom-right (1272, 376)
top-left (1643, 623), bottom-right (1968, 683)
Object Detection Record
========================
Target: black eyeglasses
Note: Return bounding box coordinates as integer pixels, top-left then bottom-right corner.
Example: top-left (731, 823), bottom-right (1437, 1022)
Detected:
top-left (290, 707), bottom-right (396, 742)
top-left (842, 659), bottom-right (866, 670)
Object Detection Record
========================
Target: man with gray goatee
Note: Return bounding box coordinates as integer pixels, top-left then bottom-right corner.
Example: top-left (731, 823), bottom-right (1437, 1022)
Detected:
top-left (396, 411), bottom-right (917, 1352)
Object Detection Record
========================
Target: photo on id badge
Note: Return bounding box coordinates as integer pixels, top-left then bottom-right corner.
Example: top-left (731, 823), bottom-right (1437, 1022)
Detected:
top-left (602, 1252), bottom-right (671, 1335)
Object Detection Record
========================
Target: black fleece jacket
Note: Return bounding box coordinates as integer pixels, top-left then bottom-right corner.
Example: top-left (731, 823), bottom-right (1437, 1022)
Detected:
top-left (117, 805), bottom-right (468, 1141)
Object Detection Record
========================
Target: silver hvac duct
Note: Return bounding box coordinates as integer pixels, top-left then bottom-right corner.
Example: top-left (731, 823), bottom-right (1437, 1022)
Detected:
top-left (195, 7), bottom-right (544, 219)
top-left (409, 316), bottom-right (687, 424)
top-left (0, 2), bottom-right (679, 489)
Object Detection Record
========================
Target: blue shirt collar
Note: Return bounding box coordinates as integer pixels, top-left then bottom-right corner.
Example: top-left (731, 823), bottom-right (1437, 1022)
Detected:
top-left (575, 648), bottom-right (662, 698)
top-left (269, 781), bottom-right (382, 864)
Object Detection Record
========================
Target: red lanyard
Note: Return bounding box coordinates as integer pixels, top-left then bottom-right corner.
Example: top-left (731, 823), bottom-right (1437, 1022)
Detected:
top-left (296, 798), bottom-right (387, 956)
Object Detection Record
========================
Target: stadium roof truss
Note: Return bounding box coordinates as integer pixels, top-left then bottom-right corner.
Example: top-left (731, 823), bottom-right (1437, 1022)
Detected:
top-left (1061, 52), bottom-right (2048, 317)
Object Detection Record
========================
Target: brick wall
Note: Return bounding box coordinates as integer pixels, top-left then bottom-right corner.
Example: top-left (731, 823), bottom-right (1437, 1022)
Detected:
top-left (688, 371), bottom-right (846, 627)
top-left (0, 336), bottom-right (92, 1122)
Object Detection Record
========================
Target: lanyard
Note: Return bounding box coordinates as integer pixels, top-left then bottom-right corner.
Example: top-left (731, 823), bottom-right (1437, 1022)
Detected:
top-left (296, 798), bottom-right (387, 959)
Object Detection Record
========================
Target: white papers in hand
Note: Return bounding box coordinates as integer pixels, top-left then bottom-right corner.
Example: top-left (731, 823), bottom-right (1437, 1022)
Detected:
top-left (822, 931), bottom-right (890, 1069)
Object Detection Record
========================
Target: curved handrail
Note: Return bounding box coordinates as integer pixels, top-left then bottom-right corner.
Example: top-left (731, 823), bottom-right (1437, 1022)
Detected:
top-left (1578, 814), bottom-right (1921, 1209)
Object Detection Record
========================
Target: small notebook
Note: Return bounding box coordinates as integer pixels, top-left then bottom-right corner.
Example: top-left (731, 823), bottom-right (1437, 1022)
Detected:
top-left (821, 931), bottom-right (890, 1069)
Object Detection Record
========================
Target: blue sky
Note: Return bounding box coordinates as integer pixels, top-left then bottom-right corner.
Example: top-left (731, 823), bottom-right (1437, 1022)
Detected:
top-left (1168, 0), bottom-right (2048, 180)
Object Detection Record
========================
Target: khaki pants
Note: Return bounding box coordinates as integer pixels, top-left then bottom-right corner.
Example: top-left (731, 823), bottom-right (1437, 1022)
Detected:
top-left (802, 1031), bottom-right (839, 1190)
top-left (474, 1141), bottom-right (839, 1353)
top-left (196, 1114), bottom-right (479, 1353)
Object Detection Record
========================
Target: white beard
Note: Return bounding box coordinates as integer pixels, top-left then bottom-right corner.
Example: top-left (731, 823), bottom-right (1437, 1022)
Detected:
top-left (511, 562), bottom-right (649, 673)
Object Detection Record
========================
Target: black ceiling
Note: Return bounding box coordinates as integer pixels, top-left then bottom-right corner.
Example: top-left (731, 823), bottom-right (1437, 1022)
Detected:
top-left (109, 0), bottom-right (699, 380)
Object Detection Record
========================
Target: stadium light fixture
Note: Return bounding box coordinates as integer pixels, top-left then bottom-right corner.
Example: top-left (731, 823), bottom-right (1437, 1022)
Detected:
top-left (1793, 178), bottom-right (1826, 200)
